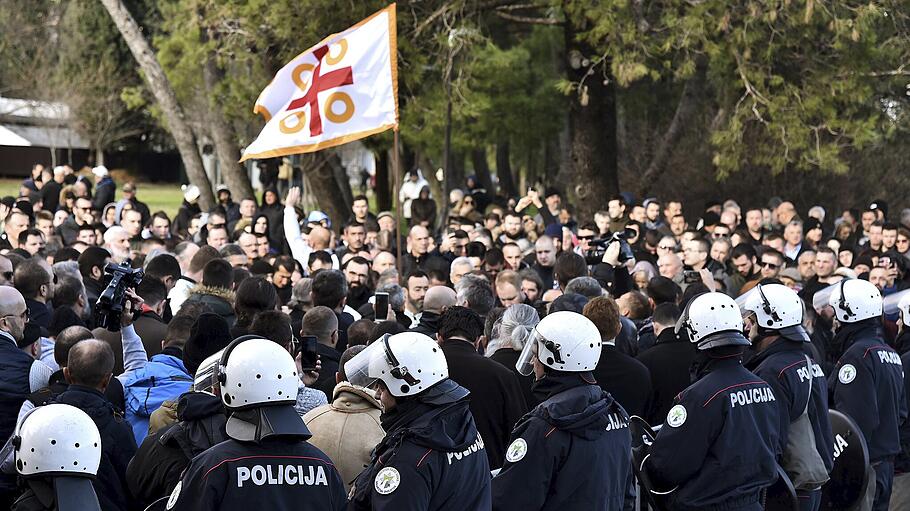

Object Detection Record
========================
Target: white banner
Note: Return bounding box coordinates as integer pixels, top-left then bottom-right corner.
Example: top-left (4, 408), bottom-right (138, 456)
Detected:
top-left (241, 4), bottom-right (398, 161)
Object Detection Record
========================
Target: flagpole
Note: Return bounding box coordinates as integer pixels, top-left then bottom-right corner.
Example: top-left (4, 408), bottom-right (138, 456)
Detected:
top-left (393, 129), bottom-right (403, 277)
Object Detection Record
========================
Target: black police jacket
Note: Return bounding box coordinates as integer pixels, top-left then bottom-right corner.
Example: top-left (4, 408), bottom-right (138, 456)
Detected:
top-left (126, 391), bottom-right (227, 509)
top-left (745, 338), bottom-right (835, 473)
top-left (492, 373), bottom-right (631, 511)
top-left (166, 435), bottom-right (346, 511)
top-left (828, 321), bottom-right (908, 462)
top-left (349, 397), bottom-right (491, 511)
top-left (646, 352), bottom-right (781, 511)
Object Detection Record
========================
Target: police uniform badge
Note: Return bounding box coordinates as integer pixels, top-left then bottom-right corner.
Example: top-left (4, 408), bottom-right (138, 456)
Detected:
top-left (838, 364), bottom-right (857, 384)
top-left (374, 467), bottom-right (401, 495)
top-left (667, 405), bottom-right (687, 428)
top-left (505, 438), bottom-right (528, 463)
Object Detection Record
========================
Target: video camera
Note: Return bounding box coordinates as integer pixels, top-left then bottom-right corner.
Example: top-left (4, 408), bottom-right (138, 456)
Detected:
top-left (584, 228), bottom-right (636, 266)
top-left (94, 260), bottom-right (144, 332)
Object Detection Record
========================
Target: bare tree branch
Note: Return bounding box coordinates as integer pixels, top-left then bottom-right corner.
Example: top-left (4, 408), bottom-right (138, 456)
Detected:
top-left (493, 11), bottom-right (563, 25)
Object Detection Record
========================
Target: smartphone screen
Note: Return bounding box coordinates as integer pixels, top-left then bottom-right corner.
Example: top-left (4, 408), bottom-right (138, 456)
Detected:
top-left (299, 335), bottom-right (318, 372)
top-left (374, 292), bottom-right (389, 322)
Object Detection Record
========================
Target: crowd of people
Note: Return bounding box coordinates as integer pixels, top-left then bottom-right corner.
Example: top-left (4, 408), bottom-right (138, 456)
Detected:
top-left (0, 161), bottom-right (909, 510)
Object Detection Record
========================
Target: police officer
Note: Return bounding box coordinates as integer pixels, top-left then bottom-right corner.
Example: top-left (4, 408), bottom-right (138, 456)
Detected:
top-left (12, 404), bottom-right (102, 511)
top-left (165, 338), bottom-right (347, 510)
top-left (491, 311), bottom-right (631, 510)
top-left (346, 332), bottom-right (491, 510)
top-left (828, 279), bottom-right (907, 511)
top-left (742, 284), bottom-right (834, 511)
top-left (642, 292), bottom-right (781, 510)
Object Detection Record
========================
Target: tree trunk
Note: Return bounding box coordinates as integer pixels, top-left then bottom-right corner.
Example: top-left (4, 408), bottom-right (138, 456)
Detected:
top-left (471, 147), bottom-right (495, 200)
top-left (328, 153), bottom-right (354, 212)
top-left (374, 149), bottom-right (391, 211)
top-left (638, 60), bottom-right (706, 196)
top-left (564, 21), bottom-right (618, 220)
top-left (201, 27), bottom-right (254, 200)
top-left (300, 153), bottom-right (349, 228)
top-left (99, 0), bottom-right (214, 210)
top-left (496, 141), bottom-right (516, 199)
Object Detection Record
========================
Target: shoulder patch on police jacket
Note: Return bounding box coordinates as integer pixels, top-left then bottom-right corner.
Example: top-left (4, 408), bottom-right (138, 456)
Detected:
top-left (374, 467), bottom-right (400, 495)
top-left (667, 405), bottom-right (687, 428)
top-left (166, 481), bottom-right (181, 510)
top-left (505, 438), bottom-right (528, 463)
top-left (838, 364), bottom-right (857, 384)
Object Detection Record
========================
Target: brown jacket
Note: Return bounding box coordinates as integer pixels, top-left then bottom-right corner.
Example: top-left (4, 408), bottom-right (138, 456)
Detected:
top-left (303, 382), bottom-right (384, 490)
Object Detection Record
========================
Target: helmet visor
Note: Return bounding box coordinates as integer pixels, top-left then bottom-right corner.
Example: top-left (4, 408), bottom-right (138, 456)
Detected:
top-left (735, 287), bottom-right (760, 319)
top-left (343, 337), bottom-right (389, 389)
top-left (516, 329), bottom-right (542, 376)
top-left (883, 288), bottom-right (910, 317)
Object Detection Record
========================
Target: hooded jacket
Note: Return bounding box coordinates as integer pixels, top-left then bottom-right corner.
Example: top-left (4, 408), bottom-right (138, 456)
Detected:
top-left (56, 385), bottom-right (136, 511)
top-left (349, 384), bottom-right (491, 511)
top-left (183, 285), bottom-right (236, 327)
top-left (492, 373), bottom-right (632, 511)
top-left (303, 383), bottom-right (385, 491)
top-left (126, 391), bottom-right (228, 510)
top-left (120, 349), bottom-right (193, 445)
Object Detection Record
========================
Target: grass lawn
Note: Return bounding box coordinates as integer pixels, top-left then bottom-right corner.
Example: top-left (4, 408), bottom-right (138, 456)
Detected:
top-left (0, 178), bottom-right (185, 218)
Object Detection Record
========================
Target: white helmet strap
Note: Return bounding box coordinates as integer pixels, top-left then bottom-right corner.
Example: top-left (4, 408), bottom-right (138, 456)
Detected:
top-left (382, 334), bottom-right (421, 388)
top-left (838, 279), bottom-right (856, 320)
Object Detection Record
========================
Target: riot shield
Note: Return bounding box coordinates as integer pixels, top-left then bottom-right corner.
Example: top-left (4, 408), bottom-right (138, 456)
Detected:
top-left (629, 416), bottom-right (675, 511)
top-left (820, 409), bottom-right (870, 511)
top-left (764, 465), bottom-right (799, 511)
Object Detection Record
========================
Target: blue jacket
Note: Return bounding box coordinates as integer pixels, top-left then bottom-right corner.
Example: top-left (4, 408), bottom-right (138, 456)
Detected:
top-left (828, 321), bottom-right (908, 461)
top-left (121, 351), bottom-right (192, 444)
top-left (745, 338), bottom-right (835, 474)
top-left (646, 354), bottom-right (781, 511)
top-left (0, 334), bottom-right (32, 491)
top-left (492, 373), bottom-right (631, 511)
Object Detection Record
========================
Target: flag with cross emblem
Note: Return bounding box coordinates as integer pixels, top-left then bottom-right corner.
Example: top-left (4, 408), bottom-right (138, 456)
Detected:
top-left (240, 4), bottom-right (398, 161)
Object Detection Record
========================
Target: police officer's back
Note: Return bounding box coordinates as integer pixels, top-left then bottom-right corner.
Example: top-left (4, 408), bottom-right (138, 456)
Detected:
top-left (827, 279), bottom-right (907, 511)
top-left (644, 292), bottom-right (781, 511)
top-left (165, 338), bottom-right (347, 511)
top-left (492, 311), bottom-right (631, 511)
top-left (346, 332), bottom-right (491, 510)
top-left (12, 404), bottom-right (102, 511)
top-left (742, 284), bottom-right (834, 511)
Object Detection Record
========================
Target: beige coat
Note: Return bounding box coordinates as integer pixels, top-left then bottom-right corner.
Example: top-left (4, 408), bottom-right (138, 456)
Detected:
top-left (303, 382), bottom-right (384, 490)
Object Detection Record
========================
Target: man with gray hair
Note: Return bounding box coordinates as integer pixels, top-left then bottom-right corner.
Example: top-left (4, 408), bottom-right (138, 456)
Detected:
top-left (103, 226), bottom-right (131, 263)
top-left (455, 274), bottom-right (495, 317)
top-left (450, 256), bottom-right (474, 286)
top-left (301, 306), bottom-right (340, 401)
top-left (564, 276), bottom-right (605, 300)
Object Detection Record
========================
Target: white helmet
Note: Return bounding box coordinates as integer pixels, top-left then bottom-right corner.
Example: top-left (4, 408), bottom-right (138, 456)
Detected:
top-left (677, 292), bottom-right (749, 349)
top-left (516, 311), bottom-right (601, 376)
top-left (741, 284), bottom-right (808, 341)
top-left (14, 404), bottom-right (101, 478)
top-left (345, 331), bottom-right (449, 397)
top-left (828, 278), bottom-right (882, 323)
top-left (217, 338), bottom-right (299, 409)
top-left (898, 290), bottom-right (910, 327)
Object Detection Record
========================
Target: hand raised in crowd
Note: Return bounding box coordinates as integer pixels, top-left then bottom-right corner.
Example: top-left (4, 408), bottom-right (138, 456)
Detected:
top-left (300, 354), bottom-right (321, 387)
top-left (602, 238), bottom-right (622, 267)
top-left (120, 287), bottom-right (144, 328)
top-left (285, 186), bottom-right (301, 208)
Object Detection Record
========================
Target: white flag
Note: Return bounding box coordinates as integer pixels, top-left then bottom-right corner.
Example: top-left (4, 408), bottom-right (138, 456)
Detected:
top-left (241, 4), bottom-right (398, 161)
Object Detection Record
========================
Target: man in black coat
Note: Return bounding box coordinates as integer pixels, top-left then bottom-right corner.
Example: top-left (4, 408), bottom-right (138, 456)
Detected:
top-left (583, 296), bottom-right (652, 418)
top-left (412, 285), bottom-right (456, 339)
top-left (437, 306), bottom-right (528, 469)
top-left (56, 340), bottom-right (136, 511)
top-left (301, 306), bottom-right (342, 401)
top-left (635, 303), bottom-right (696, 425)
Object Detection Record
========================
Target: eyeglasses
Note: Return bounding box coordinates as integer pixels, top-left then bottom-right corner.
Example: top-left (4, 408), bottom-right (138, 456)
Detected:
top-left (577, 235), bottom-right (595, 241)
top-left (761, 261), bottom-right (780, 270)
top-left (897, 239), bottom-right (909, 245)
top-left (658, 245), bottom-right (676, 250)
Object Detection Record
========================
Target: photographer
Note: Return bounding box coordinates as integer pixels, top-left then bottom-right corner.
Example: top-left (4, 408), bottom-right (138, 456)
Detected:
top-left (584, 234), bottom-right (634, 299)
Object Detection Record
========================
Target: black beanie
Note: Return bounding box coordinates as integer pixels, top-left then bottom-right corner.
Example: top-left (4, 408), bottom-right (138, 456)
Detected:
top-left (183, 313), bottom-right (232, 375)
